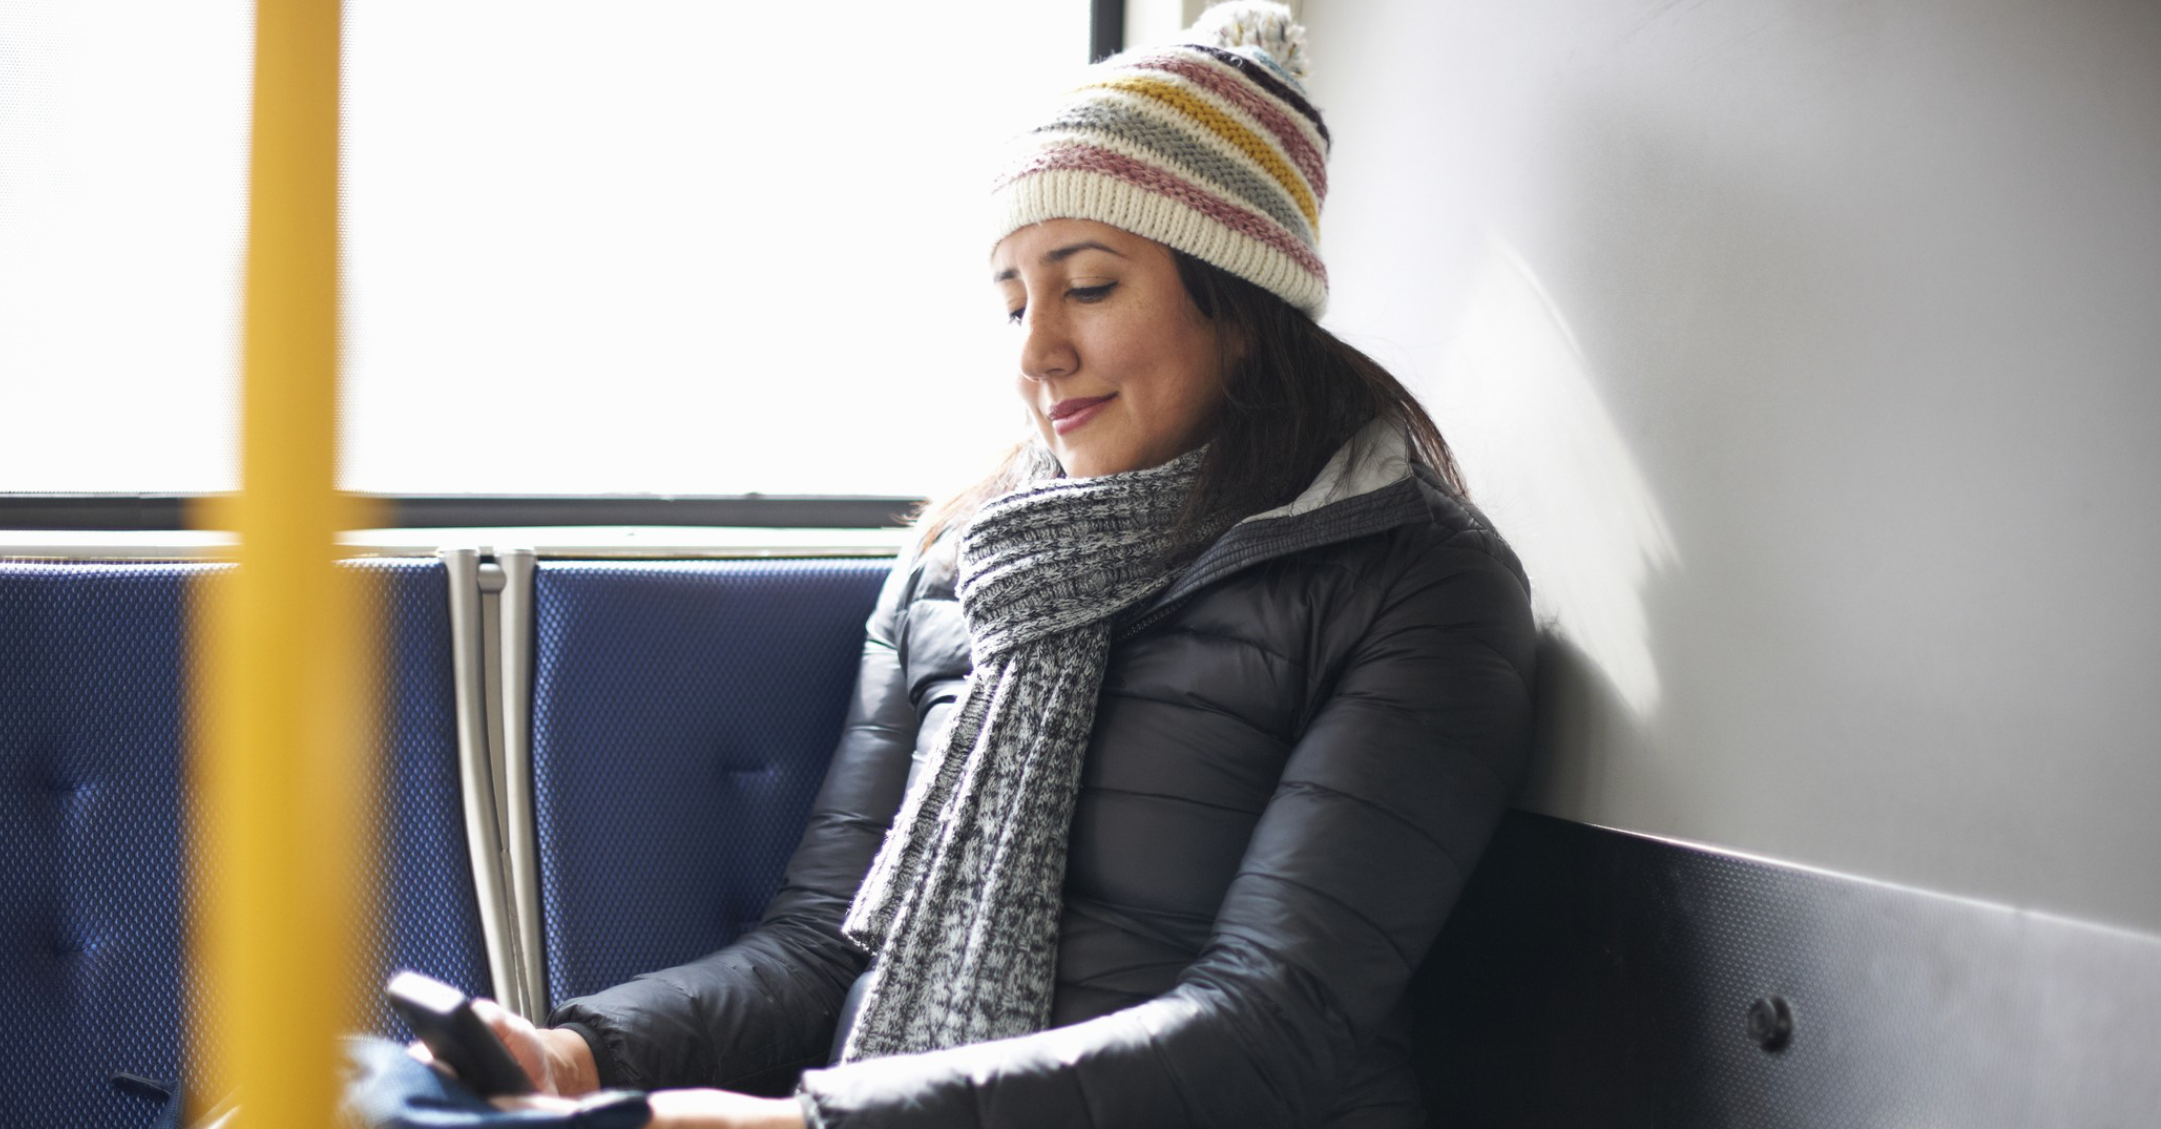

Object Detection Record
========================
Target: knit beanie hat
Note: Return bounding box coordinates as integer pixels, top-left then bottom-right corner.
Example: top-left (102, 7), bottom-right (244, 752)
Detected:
top-left (989, 1), bottom-right (1332, 317)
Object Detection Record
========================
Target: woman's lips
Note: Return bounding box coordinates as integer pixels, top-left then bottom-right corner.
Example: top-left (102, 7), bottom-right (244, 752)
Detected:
top-left (1048, 394), bottom-right (1116, 435)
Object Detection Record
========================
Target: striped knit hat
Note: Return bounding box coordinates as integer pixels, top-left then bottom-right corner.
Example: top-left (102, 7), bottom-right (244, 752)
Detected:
top-left (989, 1), bottom-right (1332, 317)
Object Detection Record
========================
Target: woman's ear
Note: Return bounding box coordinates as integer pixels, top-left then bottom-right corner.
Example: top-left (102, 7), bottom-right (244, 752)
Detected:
top-left (1216, 321), bottom-right (1250, 382)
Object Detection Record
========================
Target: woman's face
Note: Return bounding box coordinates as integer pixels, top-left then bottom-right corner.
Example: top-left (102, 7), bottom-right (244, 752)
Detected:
top-left (993, 219), bottom-right (1226, 479)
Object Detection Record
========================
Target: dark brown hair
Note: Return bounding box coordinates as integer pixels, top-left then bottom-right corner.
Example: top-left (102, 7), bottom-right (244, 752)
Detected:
top-left (916, 250), bottom-right (1464, 548)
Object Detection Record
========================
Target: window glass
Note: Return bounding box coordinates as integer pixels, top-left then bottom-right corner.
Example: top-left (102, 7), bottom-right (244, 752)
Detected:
top-left (1, 1), bottom-right (1088, 501)
top-left (0, 1), bottom-right (252, 493)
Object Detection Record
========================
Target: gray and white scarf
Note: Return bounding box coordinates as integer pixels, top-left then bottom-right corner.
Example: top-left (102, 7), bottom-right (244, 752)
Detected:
top-left (837, 448), bottom-right (1223, 1061)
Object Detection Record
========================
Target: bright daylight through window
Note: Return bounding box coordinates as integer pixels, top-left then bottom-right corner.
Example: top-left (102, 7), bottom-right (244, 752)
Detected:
top-left (0, 1), bottom-right (1086, 501)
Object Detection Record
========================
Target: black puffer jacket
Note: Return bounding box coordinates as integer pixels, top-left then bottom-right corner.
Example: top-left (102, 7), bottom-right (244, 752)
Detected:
top-left (550, 426), bottom-right (1537, 1127)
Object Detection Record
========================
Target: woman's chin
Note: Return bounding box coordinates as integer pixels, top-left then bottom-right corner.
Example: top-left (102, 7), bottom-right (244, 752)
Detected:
top-left (1064, 459), bottom-right (1132, 480)
top-left (1055, 447), bottom-right (1117, 479)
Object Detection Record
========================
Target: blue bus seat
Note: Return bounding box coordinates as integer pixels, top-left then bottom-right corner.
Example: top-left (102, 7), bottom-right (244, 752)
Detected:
top-left (2, 562), bottom-right (208, 1128)
top-left (526, 558), bottom-right (890, 1010)
top-left (350, 558), bottom-right (497, 1035)
top-left (0, 558), bottom-right (492, 1127)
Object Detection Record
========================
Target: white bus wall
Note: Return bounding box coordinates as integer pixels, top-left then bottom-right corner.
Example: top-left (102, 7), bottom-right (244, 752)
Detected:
top-left (1305, 0), bottom-right (2161, 936)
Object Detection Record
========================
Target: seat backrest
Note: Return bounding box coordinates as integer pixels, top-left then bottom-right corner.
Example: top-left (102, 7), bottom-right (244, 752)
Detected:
top-left (526, 557), bottom-right (890, 1009)
top-left (0, 557), bottom-right (493, 1126)
top-left (1, 561), bottom-right (208, 1128)
top-left (1411, 810), bottom-right (2161, 1128)
top-left (350, 558), bottom-right (497, 1036)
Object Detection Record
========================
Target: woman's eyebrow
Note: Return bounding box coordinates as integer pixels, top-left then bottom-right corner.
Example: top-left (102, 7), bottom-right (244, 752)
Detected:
top-left (991, 240), bottom-right (1126, 282)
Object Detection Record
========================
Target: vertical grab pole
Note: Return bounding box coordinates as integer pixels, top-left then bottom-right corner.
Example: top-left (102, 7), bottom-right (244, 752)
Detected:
top-left (192, 0), bottom-right (371, 1124)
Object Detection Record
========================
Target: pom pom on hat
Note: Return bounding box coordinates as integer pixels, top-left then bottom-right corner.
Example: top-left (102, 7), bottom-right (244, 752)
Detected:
top-left (1190, 1), bottom-right (1310, 82)
top-left (987, 0), bottom-right (1334, 316)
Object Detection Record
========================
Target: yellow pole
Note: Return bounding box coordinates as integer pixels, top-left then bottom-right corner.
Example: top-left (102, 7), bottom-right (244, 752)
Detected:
top-left (193, 0), bottom-right (373, 1124)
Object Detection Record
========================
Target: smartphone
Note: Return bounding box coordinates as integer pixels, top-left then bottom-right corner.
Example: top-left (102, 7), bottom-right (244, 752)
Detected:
top-left (385, 970), bottom-right (536, 1096)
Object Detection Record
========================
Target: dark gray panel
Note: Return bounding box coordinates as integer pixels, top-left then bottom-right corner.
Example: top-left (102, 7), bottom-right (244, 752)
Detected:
top-left (1416, 812), bottom-right (2161, 1128)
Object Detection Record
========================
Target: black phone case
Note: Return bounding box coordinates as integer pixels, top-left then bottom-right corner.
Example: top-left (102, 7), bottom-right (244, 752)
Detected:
top-left (386, 971), bottom-right (536, 1096)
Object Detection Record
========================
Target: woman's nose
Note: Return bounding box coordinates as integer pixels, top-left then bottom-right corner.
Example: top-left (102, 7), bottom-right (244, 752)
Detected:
top-left (1017, 309), bottom-right (1075, 383)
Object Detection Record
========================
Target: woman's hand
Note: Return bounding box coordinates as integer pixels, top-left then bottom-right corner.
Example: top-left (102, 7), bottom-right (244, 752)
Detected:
top-left (407, 997), bottom-right (600, 1097)
top-left (491, 1088), bottom-right (805, 1128)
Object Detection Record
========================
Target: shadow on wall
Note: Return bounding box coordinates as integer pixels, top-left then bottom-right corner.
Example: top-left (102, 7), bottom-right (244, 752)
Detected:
top-left (1522, 631), bottom-right (1635, 822)
top-left (1430, 238), bottom-right (1678, 817)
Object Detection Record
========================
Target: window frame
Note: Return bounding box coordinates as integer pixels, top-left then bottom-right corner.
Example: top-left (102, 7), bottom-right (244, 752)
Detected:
top-left (0, 494), bottom-right (923, 532)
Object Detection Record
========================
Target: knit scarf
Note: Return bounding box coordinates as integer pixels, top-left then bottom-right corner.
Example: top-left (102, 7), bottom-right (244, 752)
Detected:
top-left (837, 449), bottom-right (1219, 1061)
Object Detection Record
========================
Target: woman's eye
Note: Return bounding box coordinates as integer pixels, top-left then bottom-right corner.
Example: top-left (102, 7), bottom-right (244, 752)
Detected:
top-left (1004, 282), bottom-right (1112, 323)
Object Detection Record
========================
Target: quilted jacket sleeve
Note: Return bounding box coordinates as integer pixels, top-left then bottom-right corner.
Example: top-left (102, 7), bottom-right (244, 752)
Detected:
top-left (545, 551), bottom-right (924, 1095)
top-left (796, 524), bottom-right (1537, 1128)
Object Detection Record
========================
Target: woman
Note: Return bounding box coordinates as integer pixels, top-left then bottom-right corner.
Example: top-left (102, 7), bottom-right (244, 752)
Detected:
top-left (475, 5), bottom-right (1534, 1126)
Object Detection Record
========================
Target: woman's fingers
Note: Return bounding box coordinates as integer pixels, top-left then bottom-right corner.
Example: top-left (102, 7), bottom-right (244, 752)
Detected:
top-left (490, 1092), bottom-right (583, 1114)
top-left (645, 1089), bottom-right (807, 1129)
top-left (486, 1082), bottom-right (810, 1126)
top-left (467, 997), bottom-right (556, 1094)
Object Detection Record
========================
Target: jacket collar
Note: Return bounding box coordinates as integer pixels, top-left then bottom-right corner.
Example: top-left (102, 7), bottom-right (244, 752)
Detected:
top-left (1131, 419), bottom-right (1435, 620)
